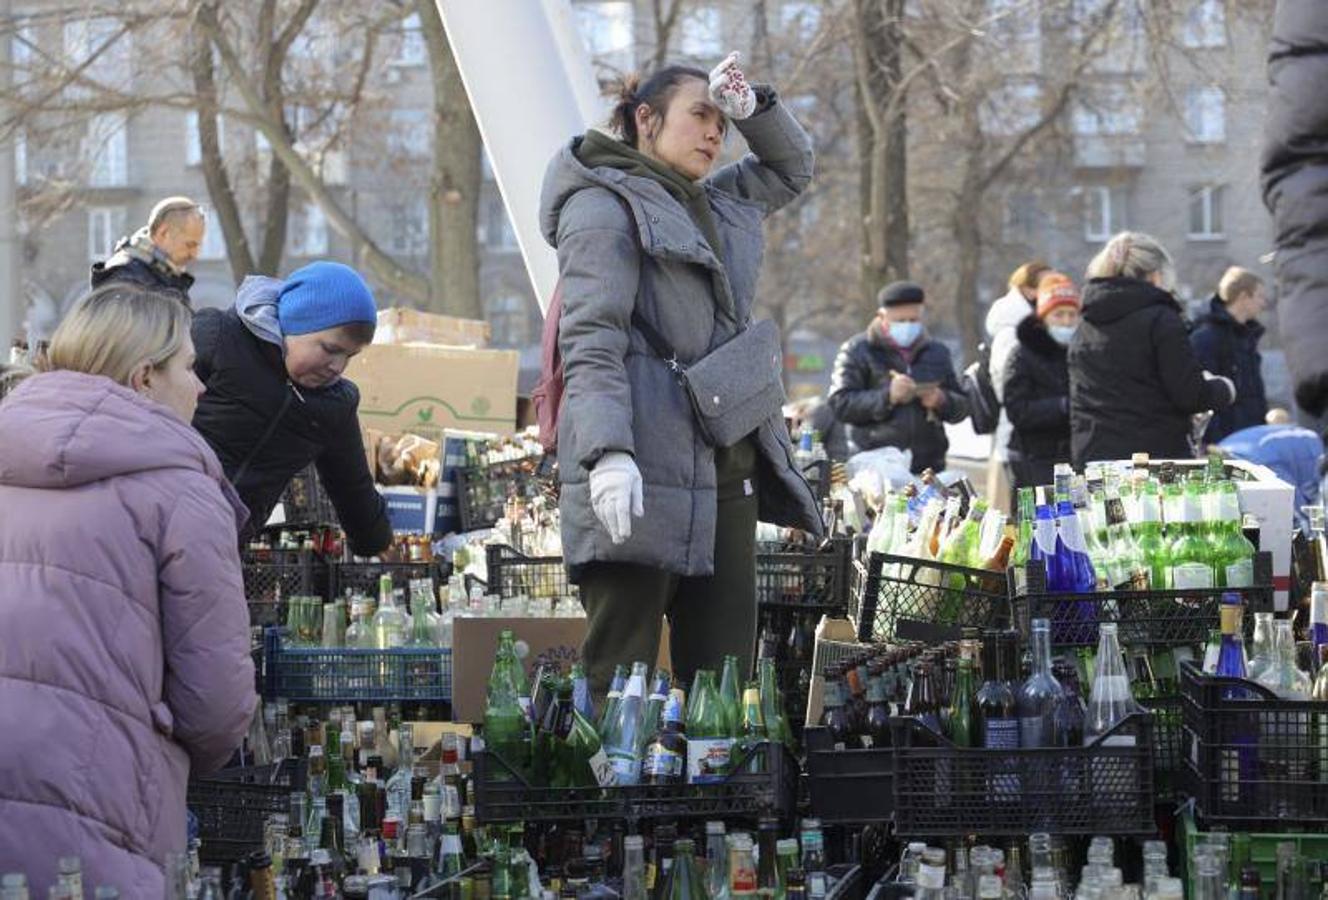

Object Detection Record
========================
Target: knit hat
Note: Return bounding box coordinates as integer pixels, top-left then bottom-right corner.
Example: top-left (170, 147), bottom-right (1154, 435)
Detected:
top-left (277, 261), bottom-right (377, 337)
top-left (1036, 273), bottom-right (1080, 319)
top-left (877, 280), bottom-right (926, 308)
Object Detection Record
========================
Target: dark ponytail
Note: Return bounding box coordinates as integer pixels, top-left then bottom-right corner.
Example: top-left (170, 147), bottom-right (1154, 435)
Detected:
top-left (608, 65), bottom-right (711, 149)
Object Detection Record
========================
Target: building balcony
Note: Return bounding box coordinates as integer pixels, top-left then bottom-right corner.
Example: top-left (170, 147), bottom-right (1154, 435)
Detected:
top-left (1073, 134), bottom-right (1146, 169)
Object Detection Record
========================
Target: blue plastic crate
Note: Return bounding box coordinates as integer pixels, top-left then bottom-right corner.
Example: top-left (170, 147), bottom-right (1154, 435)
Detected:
top-left (261, 628), bottom-right (452, 703)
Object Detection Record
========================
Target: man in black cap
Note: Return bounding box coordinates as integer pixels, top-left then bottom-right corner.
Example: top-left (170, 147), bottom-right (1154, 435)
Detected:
top-left (827, 280), bottom-right (969, 473)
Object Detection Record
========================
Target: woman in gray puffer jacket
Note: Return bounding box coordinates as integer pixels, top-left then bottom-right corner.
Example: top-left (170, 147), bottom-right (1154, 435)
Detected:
top-left (539, 54), bottom-right (821, 697)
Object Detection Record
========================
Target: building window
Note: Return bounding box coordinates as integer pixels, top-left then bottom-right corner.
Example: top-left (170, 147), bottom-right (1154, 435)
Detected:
top-left (197, 204), bottom-right (227, 261)
top-left (988, 0), bottom-right (1041, 73)
top-left (389, 199), bottom-right (429, 257)
top-left (1074, 0), bottom-right (1145, 74)
top-left (1183, 87), bottom-right (1225, 144)
top-left (1180, 0), bottom-right (1226, 49)
top-left (86, 113), bottom-right (127, 187)
top-left (485, 294), bottom-right (531, 347)
top-left (388, 109), bottom-right (431, 159)
top-left (63, 18), bottom-right (130, 98)
top-left (87, 206), bottom-right (126, 263)
top-left (393, 12), bottom-right (428, 66)
top-left (12, 26), bottom-right (35, 90)
top-left (1187, 185), bottom-right (1225, 240)
top-left (981, 79), bottom-right (1042, 136)
top-left (1082, 186), bottom-right (1114, 242)
top-left (185, 111), bottom-right (226, 167)
top-left (1003, 192), bottom-right (1040, 243)
top-left (14, 130), bottom-right (26, 186)
top-left (288, 202), bottom-right (328, 258)
top-left (1073, 84), bottom-right (1142, 135)
top-left (780, 2), bottom-right (821, 43)
top-left (575, 1), bottom-right (634, 58)
top-left (678, 5), bottom-right (722, 59)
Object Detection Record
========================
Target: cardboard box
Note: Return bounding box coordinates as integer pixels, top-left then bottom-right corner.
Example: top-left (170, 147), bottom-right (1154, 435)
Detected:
top-left (376, 308), bottom-right (490, 348)
top-left (451, 616), bottom-right (671, 723)
top-left (350, 343), bottom-right (520, 440)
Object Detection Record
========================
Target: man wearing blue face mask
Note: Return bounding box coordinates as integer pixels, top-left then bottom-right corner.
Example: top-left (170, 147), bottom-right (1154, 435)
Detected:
top-left (828, 280), bottom-right (970, 473)
top-left (1003, 273), bottom-right (1079, 493)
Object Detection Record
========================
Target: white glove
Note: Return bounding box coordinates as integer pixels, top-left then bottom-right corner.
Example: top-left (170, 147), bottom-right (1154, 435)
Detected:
top-left (708, 51), bottom-right (757, 120)
top-left (1203, 370), bottom-right (1237, 405)
top-left (589, 451), bottom-right (644, 545)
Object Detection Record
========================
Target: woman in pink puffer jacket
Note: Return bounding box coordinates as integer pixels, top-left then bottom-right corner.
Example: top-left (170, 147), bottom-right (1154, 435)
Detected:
top-left (0, 284), bottom-right (257, 896)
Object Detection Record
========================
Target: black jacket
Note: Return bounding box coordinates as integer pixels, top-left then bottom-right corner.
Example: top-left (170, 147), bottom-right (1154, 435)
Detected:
top-left (191, 308), bottom-right (391, 555)
top-left (90, 243), bottom-right (195, 306)
top-left (1263, 1), bottom-right (1328, 416)
top-left (1069, 277), bottom-right (1234, 467)
top-left (1189, 296), bottom-right (1268, 444)
top-left (827, 324), bottom-right (969, 473)
top-left (1004, 316), bottom-right (1071, 489)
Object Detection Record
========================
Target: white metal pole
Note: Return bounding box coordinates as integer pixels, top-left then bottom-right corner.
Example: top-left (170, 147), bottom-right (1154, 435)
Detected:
top-left (0, 0), bottom-right (23, 345)
top-left (436, 0), bottom-right (606, 314)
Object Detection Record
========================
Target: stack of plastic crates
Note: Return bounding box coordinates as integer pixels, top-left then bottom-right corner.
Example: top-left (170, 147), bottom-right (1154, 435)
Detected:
top-left (188, 758), bottom-right (304, 869)
top-left (241, 548), bottom-right (330, 629)
top-left (331, 559), bottom-right (447, 599)
top-left (472, 741), bottom-right (798, 827)
top-left (848, 551), bottom-right (1011, 645)
top-left (261, 627), bottom-right (451, 709)
top-left (455, 453), bottom-right (551, 533)
top-left (484, 544), bottom-right (575, 607)
top-left (1011, 552), bottom-right (1274, 798)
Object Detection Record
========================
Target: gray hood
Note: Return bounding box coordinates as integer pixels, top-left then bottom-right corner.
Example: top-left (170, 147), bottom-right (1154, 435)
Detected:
top-left (234, 275), bottom-right (286, 348)
top-left (539, 134), bottom-right (661, 250)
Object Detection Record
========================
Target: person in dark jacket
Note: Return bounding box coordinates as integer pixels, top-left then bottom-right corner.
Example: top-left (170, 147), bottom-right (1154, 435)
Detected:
top-left (1262, 1), bottom-right (1328, 418)
top-left (828, 281), bottom-right (970, 474)
top-left (192, 261), bottom-right (392, 556)
top-left (1069, 232), bottom-right (1236, 466)
top-left (89, 196), bottom-right (203, 306)
top-left (1189, 266), bottom-right (1269, 445)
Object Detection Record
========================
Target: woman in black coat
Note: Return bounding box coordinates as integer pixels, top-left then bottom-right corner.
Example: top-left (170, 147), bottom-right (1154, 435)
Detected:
top-left (192, 261), bottom-right (392, 555)
top-left (1068, 232), bottom-right (1236, 467)
top-left (1004, 273), bottom-right (1079, 491)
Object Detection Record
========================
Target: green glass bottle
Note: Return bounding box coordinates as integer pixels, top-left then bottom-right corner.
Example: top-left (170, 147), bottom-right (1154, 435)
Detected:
top-left (1213, 480), bottom-right (1256, 588)
top-left (1170, 478), bottom-right (1217, 590)
top-left (686, 671), bottom-right (732, 783)
top-left (947, 656), bottom-right (977, 748)
top-left (1104, 492), bottom-right (1150, 590)
top-left (1134, 480), bottom-right (1170, 590)
top-left (938, 499), bottom-right (986, 625)
top-left (734, 684), bottom-right (768, 774)
top-left (561, 687), bottom-right (612, 788)
top-left (1011, 487), bottom-right (1036, 569)
top-left (757, 658), bottom-right (793, 749)
top-left (663, 839), bottom-right (709, 900)
top-left (483, 635), bottom-right (530, 781)
top-left (440, 821), bottom-right (466, 879)
top-left (718, 656), bottom-right (743, 738)
top-left (598, 664), bottom-right (629, 738)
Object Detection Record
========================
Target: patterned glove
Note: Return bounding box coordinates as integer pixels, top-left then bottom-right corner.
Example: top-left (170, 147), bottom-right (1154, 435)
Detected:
top-left (708, 51), bottom-right (757, 120)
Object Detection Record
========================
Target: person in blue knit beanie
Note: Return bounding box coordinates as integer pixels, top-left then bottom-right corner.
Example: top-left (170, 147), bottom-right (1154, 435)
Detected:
top-left (189, 260), bottom-right (392, 555)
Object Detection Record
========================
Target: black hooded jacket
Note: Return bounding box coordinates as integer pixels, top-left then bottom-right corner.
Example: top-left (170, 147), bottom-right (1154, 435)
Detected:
top-left (1189, 295), bottom-right (1268, 444)
top-left (1069, 277), bottom-right (1235, 466)
top-left (191, 307), bottom-right (391, 555)
top-left (89, 237), bottom-right (195, 306)
top-left (1004, 315), bottom-right (1071, 488)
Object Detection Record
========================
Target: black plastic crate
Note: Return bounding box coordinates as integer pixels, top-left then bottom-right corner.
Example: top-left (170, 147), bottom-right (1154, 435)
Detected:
top-left (242, 548), bottom-right (330, 627)
top-left (803, 726), bottom-right (893, 824)
top-left (1011, 552), bottom-right (1274, 647)
top-left (756, 538), bottom-right (852, 610)
top-left (1141, 693), bottom-right (1184, 797)
top-left (261, 628), bottom-right (452, 704)
top-left (472, 741), bottom-right (798, 825)
top-left (281, 464), bottom-right (338, 527)
top-left (331, 560), bottom-right (446, 599)
top-left (889, 713), bottom-right (1155, 837)
top-left (456, 454), bottom-right (549, 533)
top-left (188, 761), bottom-right (300, 865)
top-left (1180, 660), bottom-right (1328, 828)
top-left (485, 544), bottom-right (571, 600)
top-left (849, 552), bottom-right (1011, 644)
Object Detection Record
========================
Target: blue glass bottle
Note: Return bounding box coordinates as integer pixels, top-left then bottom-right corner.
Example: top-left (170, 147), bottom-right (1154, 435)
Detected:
top-left (1214, 593), bottom-right (1256, 808)
top-left (1031, 501), bottom-right (1063, 590)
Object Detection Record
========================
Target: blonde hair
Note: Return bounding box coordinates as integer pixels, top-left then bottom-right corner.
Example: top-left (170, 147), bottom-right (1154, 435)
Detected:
top-left (1008, 260), bottom-right (1052, 291)
top-left (48, 284), bottom-right (193, 386)
top-left (1218, 266), bottom-right (1263, 304)
top-left (1086, 231), bottom-right (1177, 292)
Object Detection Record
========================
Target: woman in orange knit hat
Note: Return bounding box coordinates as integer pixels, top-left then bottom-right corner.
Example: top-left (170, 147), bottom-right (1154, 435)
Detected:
top-left (1003, 273), bottom-right (1080, 492)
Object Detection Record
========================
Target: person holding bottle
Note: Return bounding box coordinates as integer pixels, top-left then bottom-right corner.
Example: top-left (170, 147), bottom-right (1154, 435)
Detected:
top-left (1003, 274), bottom-right (1080, 494)
top-left (541, 52), bottom-right (822, 696)
top-left (0, 284), bottom-right (256, 896)
top-left (1069, 232), bottom-right (1236, 466)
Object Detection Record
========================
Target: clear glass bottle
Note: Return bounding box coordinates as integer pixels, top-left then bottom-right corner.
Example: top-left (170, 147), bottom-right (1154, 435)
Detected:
top-left (798, 819), bottom-right (827, 900)
top-left (1018, 619), bottom-right (1062, 748)
top-left (1084, 623), bottom-right (1141, 743)
top-left (623, 835), bottom-right (647, 900)
top-left (1248, 612), bottom-right (1276, 682)
top-left (56, 857), bottom-right (82, 900)
top-left (371, 575), bottom-right (407, 649)
top-left (601, 661), bottom-right (648, 786)
top-left (385, 724), bottom-right (415, 822)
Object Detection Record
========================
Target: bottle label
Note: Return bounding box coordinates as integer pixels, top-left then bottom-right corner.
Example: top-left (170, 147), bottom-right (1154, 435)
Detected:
top-left (1225, 558), bottom-right (1254, 588)
top-left (642, 742), bottom-right (685, 779)
top-left (687, 737), bottom-right (734, 784)
top-left (423, 793), bottom-right (442, 823)
top-left (984, 717), bottom-right (1021, 801)
top-left (442, 785), bottom-right (461, 820)
top-left (731, 863), bottom-right (758, 893)
top-left (588, 748), bottom-right (617, 788)
top-left (607, 752), bottom-right (640, 786)
top-left (1019, 716), bottom-right (1048, 748)
top-left (1172, 563), bottom-right (1215, 590)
